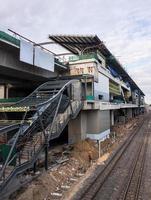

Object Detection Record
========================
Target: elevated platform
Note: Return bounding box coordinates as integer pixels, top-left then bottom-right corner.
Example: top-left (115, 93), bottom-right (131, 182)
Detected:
top-left (83, 100), bottom-right (140, 110)
top-left (0, 30), bottom-right (68, 84)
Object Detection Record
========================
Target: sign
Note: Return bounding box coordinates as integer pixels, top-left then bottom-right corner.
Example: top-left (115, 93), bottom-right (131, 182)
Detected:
top-left (70, 62), bottom-right (98, 82)
top-left (20, 40), bottom-right (54, 72)
top-left (34, 47), bottom-right (54, 72)
top-left (20, 39), bottom-right (33, 65)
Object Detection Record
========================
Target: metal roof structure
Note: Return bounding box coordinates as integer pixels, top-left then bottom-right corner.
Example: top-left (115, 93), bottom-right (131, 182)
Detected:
top-left (49, 34), bottom-right (108, 55)
top-left (49, 34), bottom-right (144, 95)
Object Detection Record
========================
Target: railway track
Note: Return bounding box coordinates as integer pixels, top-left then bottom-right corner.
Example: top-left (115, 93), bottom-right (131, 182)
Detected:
top-left (118, 120), bottom-right (150, 200)
top-left (74, 116), bottom-right (149, 200)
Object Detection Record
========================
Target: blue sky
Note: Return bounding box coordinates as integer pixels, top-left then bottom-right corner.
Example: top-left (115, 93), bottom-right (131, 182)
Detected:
top-left (0, 0), bottom-right (151, 103)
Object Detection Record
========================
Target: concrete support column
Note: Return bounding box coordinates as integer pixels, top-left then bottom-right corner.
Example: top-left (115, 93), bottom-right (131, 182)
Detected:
top-left (127, 108), bottom-right (132, 119)
top-left (132, 108), bottom-right (137, 117)
top-left (137, 108), bottom-right (140, 115)
top-left (68, 111), bottom-right (87, 144)
top-left (68, 110), bottom-right (110, 143)
top-left (110, 110), bottom-right (114, 126)
top-left (86, 110), bottom-right (110, 140)
top-left (118, 109), bottom-right (126, 124)
top-left (0, 85), bottom-right (5, 98)
top-left (5, 84), bottom-right (9, 99)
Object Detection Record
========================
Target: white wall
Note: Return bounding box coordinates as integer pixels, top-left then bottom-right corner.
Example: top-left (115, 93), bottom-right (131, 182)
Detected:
top-left (94, 72), bottom-right (109, 101)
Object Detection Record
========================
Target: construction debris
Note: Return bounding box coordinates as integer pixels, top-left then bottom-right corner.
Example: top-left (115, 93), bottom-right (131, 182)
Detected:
top-left (14, 117), bottom-right (141, 200)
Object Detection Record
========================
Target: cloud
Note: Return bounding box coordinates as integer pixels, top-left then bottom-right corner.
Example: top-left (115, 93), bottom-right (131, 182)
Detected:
top-left (0, 0), bottom-right (151, 103)
top-left (128, 64), bottom-right (151, 103)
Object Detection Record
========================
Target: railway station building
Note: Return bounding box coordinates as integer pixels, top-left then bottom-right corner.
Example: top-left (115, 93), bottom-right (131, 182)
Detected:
top-left (0, 31), bottom-right (145, 143)
top-left (0, 30), bottom-right (145, 198)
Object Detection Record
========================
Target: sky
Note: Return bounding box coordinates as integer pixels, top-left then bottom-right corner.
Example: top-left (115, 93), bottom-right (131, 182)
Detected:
top-left (0, 0), bottom-right (151, 103)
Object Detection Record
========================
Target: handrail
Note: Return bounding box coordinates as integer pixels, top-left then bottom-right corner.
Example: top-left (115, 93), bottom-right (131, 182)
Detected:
top-left (0, 79), bottom-right (83, 197)
top-left (0, 124), bottom-right (21, 135)
top-left (0, 144), bottom-right (45, 193)
top-left (36, 80), bottom-right (78, 107)
top-left (0, 101), bottom-right (83, 196)
top-left (0, 128), bottom-right (21, 179)
top-left (11, 80), bottom-right (69, 107)
top-left (0, 110), bottom-right (28, 180)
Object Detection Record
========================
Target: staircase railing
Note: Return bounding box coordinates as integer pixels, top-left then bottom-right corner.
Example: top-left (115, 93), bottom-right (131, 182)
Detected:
top-left (0, 79), bottom-right (83, 198)
top-left (48, 100), bottom-right (83, 140)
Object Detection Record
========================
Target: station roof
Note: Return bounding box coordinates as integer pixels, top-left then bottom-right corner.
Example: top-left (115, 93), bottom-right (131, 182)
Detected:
top-left (49, 34), bottom-right (144, 95)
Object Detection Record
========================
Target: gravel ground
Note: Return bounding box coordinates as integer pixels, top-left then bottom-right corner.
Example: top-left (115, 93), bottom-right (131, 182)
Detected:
top-left (139, 121), bottom-right (151, 200)
top-left (70, 115), bottom-right (151, 200)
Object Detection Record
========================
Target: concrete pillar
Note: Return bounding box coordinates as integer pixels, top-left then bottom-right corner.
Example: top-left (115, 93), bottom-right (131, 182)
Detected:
top-left (135, 108), bottom-right (139, 116)
top-left (132, 108), bottom-right (137, 117)
top-left (118, 109), bottom-right (126, 124)
top-left (132, 108), bottom-right (135, 117)
top-left (110, 110), bottom-right (114, 126)
top-left (86, 110), bottom-right (110, 140)
top-left (127, 108), bottom-right (132, 119)
top-left (0, 85), bottom-right (5, 98)
top-left (68, 110), bottom-right (110, 143)
top-left (5, 84), bottom-right (9, 99)
top-left (68, 111), bottom-right (87, 144)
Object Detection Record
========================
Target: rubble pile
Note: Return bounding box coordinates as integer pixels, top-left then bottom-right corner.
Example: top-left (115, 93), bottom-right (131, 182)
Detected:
top-left (15, 139), bottom-right (98, 200)
top-left (14, 117), bottom-right (141, 200)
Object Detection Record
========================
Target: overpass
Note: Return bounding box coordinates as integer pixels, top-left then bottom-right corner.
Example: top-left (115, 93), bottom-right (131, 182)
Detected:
top-left (0, 30), bottom-right (67, 99)
top-left (0, 31), bottom-right (68, 81)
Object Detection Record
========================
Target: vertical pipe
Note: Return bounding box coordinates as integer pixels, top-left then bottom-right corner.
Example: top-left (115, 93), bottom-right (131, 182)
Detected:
top-left (5, 84), bottom-right (9, 99)
top-left (98, 140), bottom-right (101, 158)
top-left (18, 151), bottom-right (21, 165)
top-left (33, 46), bottom-right (35, 66)
top-left (45, 144), bottom-right (48, 170)
top-left (92, 77), bottom-right (94, 98)
top-left (84, 77), bottom-right (87, 100)
top-left (33, 162), bottom-right (36, 173)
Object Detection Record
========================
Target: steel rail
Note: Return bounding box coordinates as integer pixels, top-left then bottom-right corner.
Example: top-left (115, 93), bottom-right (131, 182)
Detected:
top-left (118, 120), bottom-right (149, 200)
top-left (77, 116), bottom-right (147, 200)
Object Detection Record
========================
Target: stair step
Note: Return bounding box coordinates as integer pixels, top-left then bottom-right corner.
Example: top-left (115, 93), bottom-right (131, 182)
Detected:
top-left (21, 155), bottom-right (29, 160)
top-left (20, 158), bottom-right (28, 163)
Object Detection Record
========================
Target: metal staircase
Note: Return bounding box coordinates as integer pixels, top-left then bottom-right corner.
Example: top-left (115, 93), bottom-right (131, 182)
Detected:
top-left (0, 79), bottom-right (83, 199)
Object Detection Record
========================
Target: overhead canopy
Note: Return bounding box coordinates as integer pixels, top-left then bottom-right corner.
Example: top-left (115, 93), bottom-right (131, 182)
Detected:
top-left (49, 34), bottom-right (108, 54)
top-left (49, 34), bottom-right (144, 96)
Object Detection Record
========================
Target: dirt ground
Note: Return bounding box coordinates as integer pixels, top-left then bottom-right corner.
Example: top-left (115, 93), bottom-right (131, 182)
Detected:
top-left (14, 116), bottom-right (141, 200)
